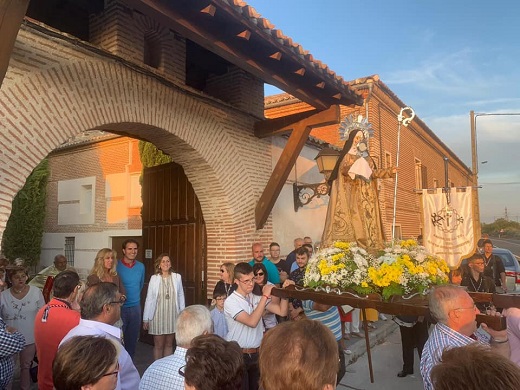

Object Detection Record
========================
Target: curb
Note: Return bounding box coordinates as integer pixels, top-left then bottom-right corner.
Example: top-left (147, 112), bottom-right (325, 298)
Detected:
top-left (345, 320), bottom-right (398, 365)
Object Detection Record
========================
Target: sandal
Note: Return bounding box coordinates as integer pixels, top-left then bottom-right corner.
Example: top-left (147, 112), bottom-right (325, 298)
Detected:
top-left (343, 333), bottom-right (351, 340)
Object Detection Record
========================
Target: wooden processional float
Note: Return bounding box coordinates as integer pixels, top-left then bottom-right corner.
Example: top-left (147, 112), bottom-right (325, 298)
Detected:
top-left (271, 108), bottom-right (520, 383)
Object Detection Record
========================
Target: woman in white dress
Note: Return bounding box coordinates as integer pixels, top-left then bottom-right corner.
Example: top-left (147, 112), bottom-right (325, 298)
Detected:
top-left (143, 253), bottom-right (185, 360)
top-left (0, 266), bottom-right (44, 390)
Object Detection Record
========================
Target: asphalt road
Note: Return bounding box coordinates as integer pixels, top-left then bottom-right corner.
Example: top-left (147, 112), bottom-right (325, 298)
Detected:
top-left (489, 237), bottom-right (520, 257)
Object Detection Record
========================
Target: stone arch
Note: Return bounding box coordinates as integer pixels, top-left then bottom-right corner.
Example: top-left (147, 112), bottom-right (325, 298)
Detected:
top-left (0, 27), bottom-right (274, 283)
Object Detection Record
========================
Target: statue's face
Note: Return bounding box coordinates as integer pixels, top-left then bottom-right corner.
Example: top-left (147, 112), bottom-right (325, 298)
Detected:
top-left (353, 132), bottom-right (364, 145)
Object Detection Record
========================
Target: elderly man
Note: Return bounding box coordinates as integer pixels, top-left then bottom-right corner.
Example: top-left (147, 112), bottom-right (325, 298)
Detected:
top-left (34, 270), bottom-right (81, 390)
top-left (29, 254), bottom-right (74, 293)
top-left (420, 285), bottom-right (509, 390)
top-left (248, 243), bottom-right (280, 285)
top-left (61, 282), bottom-right (140, 390)
top-left (140, 305), bottom-right (212, 390)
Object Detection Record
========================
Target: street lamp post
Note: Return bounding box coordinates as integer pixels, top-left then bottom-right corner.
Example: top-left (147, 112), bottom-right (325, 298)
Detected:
top-left (470, 110), bottom-right (520, 227)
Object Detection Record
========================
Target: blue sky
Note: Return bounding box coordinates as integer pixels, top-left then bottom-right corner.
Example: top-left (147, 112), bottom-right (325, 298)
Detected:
top-left (247, 0), bottom-right (520, 223)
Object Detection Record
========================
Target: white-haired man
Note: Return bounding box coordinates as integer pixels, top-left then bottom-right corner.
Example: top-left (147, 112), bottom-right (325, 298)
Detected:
top-left (140, 305), bottom-right (212, 390)
top-left (420, 285), bottom-right (509, 390)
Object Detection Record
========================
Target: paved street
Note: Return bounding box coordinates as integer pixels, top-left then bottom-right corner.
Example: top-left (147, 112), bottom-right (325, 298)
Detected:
top-left (490, 237), bottom-right (520, 256)
top-left (339, 327), bottom-right (424, 390)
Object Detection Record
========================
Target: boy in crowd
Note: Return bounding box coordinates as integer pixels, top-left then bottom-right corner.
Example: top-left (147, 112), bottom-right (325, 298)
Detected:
top-left (210, 291), bottom-right (228, 338)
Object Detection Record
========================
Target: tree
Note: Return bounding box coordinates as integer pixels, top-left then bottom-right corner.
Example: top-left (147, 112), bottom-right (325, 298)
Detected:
top-left (2, 159), bottom-right (50, 266)
top-left (138, 141), bottom-right (172, 169)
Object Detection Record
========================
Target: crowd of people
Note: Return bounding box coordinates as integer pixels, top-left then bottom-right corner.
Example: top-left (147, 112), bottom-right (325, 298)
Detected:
top-left (1, 234), bottom-right (520, 390)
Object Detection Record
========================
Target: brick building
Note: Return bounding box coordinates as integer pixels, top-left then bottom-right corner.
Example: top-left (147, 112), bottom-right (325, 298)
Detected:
top-left (0, 1), bottom-right (474, 301)
top-left (0, 0), bottom-right (360, 302)
top-left (268, 76), bottom-right (474, 244)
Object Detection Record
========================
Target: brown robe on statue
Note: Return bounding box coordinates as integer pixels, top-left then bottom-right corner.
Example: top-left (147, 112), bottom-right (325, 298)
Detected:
top-left (321, 153), bottom-right (395, 250)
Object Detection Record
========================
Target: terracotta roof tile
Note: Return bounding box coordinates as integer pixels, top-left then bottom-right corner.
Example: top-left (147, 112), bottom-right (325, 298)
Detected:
top-left (217, 0), bottom-right (360, 101)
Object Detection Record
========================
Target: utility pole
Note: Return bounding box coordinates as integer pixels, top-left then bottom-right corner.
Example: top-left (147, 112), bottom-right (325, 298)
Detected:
top-left (470, 111), bottom-right (481, 232)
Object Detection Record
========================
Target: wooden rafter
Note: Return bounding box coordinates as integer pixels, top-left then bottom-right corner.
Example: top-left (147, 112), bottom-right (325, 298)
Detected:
top-left (254, 105), bottom-right (339, 138)
top-left (0, 0), bottom-right (30, 88)
top-left (254, 105), bottom-right (340, 229)
top-left (127, 0), bottom-right (362, 109)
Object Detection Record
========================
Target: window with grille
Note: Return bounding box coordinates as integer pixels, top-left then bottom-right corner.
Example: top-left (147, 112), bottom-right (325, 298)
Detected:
top-left (64, 237), bottom-right (75, 266)
top-left (385, 151), bottom-right (392, 168)
top-left (414, 158), bottom-right (422, 189)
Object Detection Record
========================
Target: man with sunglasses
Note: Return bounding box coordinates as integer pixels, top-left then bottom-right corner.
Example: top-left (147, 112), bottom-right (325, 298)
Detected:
top-left (420, 285), bottom-right (509, 390)
top-left (248, 243), bottom-right (280, 285)
top-left (61, 282), bottom-right (139, 390)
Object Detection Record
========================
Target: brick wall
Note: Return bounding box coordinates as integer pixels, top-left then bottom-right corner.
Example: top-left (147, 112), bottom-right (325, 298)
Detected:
top-left (265, 80), bottom-right (473, 241)
top-left (0, 25), bottom-right (273, 294)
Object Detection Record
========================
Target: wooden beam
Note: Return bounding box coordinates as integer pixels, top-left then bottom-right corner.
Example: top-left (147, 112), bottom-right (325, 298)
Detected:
top-left (200, 5), bottom-right (216, 16)
top-left (255, 123), bottom-right (312, 229)
top-left (127, 0), bottom-right (361, 109)
top-left (254, 105), bottom-right (340, 228)
top-left (0, 0), bottom-right (30, 88)
top-left (254, 104), bottom-right (340, 138)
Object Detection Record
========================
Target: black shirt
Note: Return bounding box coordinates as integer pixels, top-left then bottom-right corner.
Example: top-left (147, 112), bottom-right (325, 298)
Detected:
top-left (482, 254), bottom-right (505, 286)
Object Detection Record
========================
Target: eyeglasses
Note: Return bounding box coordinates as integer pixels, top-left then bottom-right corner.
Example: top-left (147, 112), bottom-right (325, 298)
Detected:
top-left (178, 365), bottom-right (185, 377)
top-left (238, 278), bottom-right (254, 285)
top-left (254, 272), bottom-right (265, 277)
top-left (102, 362), bottom-right (119, 378)
top-left (109, 295), bottom-right (127, 306)
top-left (453, 304), bottom-right (477, 312)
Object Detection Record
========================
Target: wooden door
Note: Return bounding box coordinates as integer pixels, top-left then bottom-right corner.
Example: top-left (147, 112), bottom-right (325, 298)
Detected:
top-left (141, 162), bottom-right (206, 306)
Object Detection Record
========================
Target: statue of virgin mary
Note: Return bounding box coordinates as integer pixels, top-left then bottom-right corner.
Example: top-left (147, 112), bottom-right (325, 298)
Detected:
top-left (321, 115), bottom-right (396, 251)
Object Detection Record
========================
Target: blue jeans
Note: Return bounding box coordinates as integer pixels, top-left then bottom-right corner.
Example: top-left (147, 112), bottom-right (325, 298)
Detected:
top-left (121, 305), bottom-right (141, 359)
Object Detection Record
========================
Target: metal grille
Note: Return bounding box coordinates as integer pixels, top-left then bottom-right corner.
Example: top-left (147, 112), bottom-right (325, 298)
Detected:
top-left (64, 237), bottom-right (75, 266)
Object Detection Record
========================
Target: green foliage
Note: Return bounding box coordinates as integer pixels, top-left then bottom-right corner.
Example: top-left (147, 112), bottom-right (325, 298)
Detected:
top-left (138, 141), bottom-right (172, 187)
top-left (138, 141), bottom-right (172, 169)
top-left (482, 218), bottom-right (520, 238)
top-left (2, 160), bottom-right (50, 266)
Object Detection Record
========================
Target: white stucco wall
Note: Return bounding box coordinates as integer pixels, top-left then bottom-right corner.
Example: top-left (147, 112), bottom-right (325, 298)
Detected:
top-left (40, 229), bottom-right (142, 278)
top-left (271, 137), bottom-right (329, 256)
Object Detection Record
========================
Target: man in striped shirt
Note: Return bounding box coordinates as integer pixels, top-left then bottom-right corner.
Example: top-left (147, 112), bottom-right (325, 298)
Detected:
top-left (302, 300), bottom-right (346, 384)
top-left (420, 285), bottom-right (510, 390)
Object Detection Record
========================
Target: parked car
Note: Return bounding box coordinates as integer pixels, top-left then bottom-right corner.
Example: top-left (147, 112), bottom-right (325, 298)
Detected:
top-left (493, 248), bottom-right (520, 293)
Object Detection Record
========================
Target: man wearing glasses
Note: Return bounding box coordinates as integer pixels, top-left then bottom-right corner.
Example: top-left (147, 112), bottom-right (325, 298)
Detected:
top-left (461, 255), bottom-right (496, 312)
top-left (224, 262), bottom-right (289, 390)
top-left (420, 285), bottom-right (509, 390)
top-left (61, 282), bottom-right (139, 390)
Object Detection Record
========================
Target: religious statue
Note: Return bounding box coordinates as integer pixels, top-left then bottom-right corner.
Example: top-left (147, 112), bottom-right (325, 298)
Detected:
top-left (321, 115), bottom-right (396, 250)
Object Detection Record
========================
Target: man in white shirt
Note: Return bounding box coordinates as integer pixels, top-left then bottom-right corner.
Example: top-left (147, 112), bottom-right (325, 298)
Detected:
top-left (225, 262), bottom-right (290, 390)
top-left (140, 305), bottom-right (212, 390)
top-left (61, 282), bottom-right (140, 390)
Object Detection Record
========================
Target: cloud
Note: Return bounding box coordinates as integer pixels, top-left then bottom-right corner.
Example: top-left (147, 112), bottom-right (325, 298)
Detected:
top-left (384, 48), bottom-right (507, 99)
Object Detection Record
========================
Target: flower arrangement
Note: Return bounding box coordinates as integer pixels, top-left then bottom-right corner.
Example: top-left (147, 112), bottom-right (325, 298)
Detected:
top-left (369, 239), bottom-right (450, 300)
top-left (304, 241), bottom-right (378, 295)
top-left (304, 239), bottom-right (450, 300)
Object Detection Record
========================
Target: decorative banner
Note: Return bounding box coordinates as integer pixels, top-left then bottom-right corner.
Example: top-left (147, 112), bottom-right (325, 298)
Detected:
top-left (422, 187), bottom-right (475, 268)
